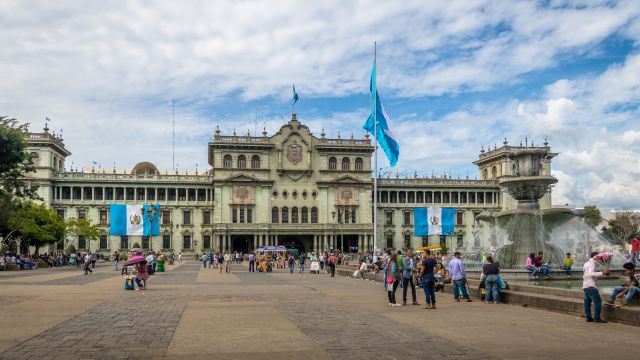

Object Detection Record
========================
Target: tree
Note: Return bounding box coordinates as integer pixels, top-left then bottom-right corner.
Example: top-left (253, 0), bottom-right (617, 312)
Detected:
top-left (0, 116), bottom-right (39, 200)
top-left (8, 203), bottom-right (66, 255)
top-left (583, 205), bottom-right (602, 228)
top-left (0, 116), bottom-right (40, 240)
top-left (602, 211), bottom-right (640, 246)
top-left (66, 218), bottom-right (100, 251)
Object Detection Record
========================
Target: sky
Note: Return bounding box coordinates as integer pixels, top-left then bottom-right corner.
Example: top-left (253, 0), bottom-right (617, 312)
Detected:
top-left (1, 0), bottom-right (639, 209)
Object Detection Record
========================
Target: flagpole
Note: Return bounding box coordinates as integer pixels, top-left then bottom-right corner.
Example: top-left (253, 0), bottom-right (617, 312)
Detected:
top-left (373, 42), bottom-right (378, 253)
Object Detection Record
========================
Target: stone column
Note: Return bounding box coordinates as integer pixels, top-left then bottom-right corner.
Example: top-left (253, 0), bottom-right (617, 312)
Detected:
top-left (358, 234), bottom-right (363, 253)
top-left (322, 234), bottom-right (328, 252)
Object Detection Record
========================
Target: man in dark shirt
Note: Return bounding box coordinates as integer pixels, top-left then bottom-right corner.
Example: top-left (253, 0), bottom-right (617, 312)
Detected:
top-left (606, 262), bottom-right (639, 307)
top-left (535, 251), bottom-right (551, 278)
top-left (419, 250), bottom-right (438, 309)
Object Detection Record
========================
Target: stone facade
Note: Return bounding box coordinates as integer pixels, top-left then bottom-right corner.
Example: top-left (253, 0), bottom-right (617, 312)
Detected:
top-left (24, 113), bottom-right (556, 255)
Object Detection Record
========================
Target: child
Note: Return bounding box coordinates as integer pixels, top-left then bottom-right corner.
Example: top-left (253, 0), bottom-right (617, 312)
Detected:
top-left (605, 262), bottom-right (639, 308)
top-left (563, 253), bottom-right (574, 278)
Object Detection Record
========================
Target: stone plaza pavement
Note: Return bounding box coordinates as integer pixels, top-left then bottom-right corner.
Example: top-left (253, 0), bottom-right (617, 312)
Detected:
top-left (0, 262), bottom-right (634, 360)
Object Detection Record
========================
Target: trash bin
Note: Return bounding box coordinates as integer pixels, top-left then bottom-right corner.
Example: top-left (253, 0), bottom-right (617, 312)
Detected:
top-left (157, 260), bottom-right (165, 272)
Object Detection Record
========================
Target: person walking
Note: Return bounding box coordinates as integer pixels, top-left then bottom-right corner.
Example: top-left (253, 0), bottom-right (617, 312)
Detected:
top-left (448, 251), bottom-right (472, 302)
top-left (83, 253), bottom-right (93, 275)
top-left (201, 253), bottom-right (208, 269)
top-left (386, 253), bottom-right (401, 306)
top-left (217, 253), bottom-right (224, 273)
top-left (287, 253), bottom-right (295, 274)
top-left (298, 251), bottom-right (306, 274)
top-left (224, 252), bottom-right (231, 274)
top-left (327, 252), bottom-right (337, 277)
top-left (113, 251), bottom-right (119, 271)
top-left (401, 249), bottom-right (418, 306)
top-left (178, 252), bottom-right (183, 263)
top-left (582, 251), bottom-right (610, 323)
top-left (248, 252), bottom-right (256, 272)
top-left (483, 256), bottom-right (501, 304)
top-left (419, 250), bottom-right (438, 309)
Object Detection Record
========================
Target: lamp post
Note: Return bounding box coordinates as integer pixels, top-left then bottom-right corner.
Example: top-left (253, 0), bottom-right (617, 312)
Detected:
top-left (331, 209), bottom-right (344, 253)
top-left (145, 204), bottom-right (158, 251)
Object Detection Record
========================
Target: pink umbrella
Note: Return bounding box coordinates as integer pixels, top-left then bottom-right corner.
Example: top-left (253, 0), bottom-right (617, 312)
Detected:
top-left (124, 255), bottom-right (147, 266)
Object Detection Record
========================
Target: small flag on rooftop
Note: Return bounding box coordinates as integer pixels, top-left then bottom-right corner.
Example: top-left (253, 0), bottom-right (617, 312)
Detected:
top-left (292, 84), bottom-right (299, 106)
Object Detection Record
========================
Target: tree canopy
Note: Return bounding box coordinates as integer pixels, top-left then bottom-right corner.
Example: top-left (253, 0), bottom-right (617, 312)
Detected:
top-left (583, 205), bottom-right (602, 228)
top-left (602, 211), bottom-right (640, 246)
top-left (8, 203), bottom-right (66, 255)
top-left (65, 217), bottom-right (100, 246)
top-left (0, 116), bottom-right (38, 200)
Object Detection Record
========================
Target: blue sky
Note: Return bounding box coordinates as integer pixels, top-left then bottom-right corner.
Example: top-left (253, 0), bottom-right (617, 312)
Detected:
top-left (1, 0), bottom-right (639, 208)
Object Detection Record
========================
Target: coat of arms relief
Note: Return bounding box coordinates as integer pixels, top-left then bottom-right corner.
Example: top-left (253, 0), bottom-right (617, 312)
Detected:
top-left (286, 141), bottom-right (303, 165)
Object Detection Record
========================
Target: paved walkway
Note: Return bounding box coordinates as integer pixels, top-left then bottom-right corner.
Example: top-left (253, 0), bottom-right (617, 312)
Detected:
top-left (0, 262), bottom-right (635, 359)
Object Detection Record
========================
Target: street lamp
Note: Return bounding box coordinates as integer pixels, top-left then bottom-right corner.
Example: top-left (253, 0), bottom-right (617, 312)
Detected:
top-left (145, 204), bottom-right (158, 251)
top-left (331, 208), bottom-right (344, 253)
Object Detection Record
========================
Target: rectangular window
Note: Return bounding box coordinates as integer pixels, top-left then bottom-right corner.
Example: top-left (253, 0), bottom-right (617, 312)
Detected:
top-left (56, 209), bottom-right (65, 219)
top-left (232, 206), bottom-right (238, 223)
top-left (203, 235), bottom-right (211, 249)
top-left (183, 210), bottom-right (191, 225)
top-left (99, 209), bottom-right (108, 226)
top-left (99, 235), bottom-right (108, 249)
top-left (440, 235), bottom-right (446, 247)
top-left (422, 237), bottom-right (429, 247)
top-left (203, 211), bottom-right (211, 225)
top-left (417, 191), bottom-right (423, 203)
top-left (168, 189), bottom-right (176, 201)
top-left (147, 188), bottom-right (155, 201)
top-left (94, 188), bottom-right (103, 200)
top-left (456, 212), bottom-right (463, 225)
top-left (183, 235), bottom-right (191, 249)
top-left (351, 208), bottom-right (356, 224)
top-left (188, 189), bottom-right (196, 202)
top-left (126, 188), bottom-right (134, 201)
top-left (120, 235), bottom-right (129, 249)
top-left (158, 189), bottom-right (165, 201)
top-left (136, 188), bottom-right (145, 201)
top-left (457, 235), bottom-right (464, 249)
top-left (162, 235), bottom-right (171, 249)
top-left (178, 189), bottom-right (186, 201)
top-left (385, 212), bottom-right (393, 226)
top-left (404, 234), bottom-right (411, 249)
top-left (247, 208), bottom-right (252, 224)
top-left (403, 211), bottom-right (411, 226)
top-left (197, 189), bottom-right (206, 202)
top-left (105, 188), bottom-right (114, 200)
top-left (78, 209), bottom-right (86, 219)
top-left (78, 235), bottom-right (86, 250)
top-left (240, 207), bottom-right (245, 223)
top-left (142, 236), bottom-right (150, 249)
top-left (162, 211), bottom-right (171, 224)
top-left (386, 236), bottom-right (393, 249)
top-left (469, 193), bottom-right (476, 204)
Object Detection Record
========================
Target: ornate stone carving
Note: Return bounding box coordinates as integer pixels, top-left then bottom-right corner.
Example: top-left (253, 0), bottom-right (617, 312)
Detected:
top-left (286, 141), bottom-right (303, 165)
top-left (231, 185), bottom-right (254, 204)
top-left (337, 187), bottom-right (358, 205)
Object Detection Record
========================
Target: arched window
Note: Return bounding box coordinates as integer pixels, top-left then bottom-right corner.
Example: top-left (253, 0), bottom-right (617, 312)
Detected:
top-left (223, 155), bottom-right (232, 168)
top-left (311, 207), bottom-right (318, 223)
top-left (237, 155), bottom-right (246, 169)
top-left (272, 207), bottom-right (279, 223)
top-left (251, 155), bottom-right (260, 169)
top-left (483, 168), bottom-right (488, 180)
top-left (59, 160), bottom-right (63, 171)
top-left (492, 166), bottom-right (497, 178)
top-left (328, 157), bottom-right (337, 170)
top-left (291, 207), bottom-right (299, 223)
top-left (29, 152), bottom-right (39, 166)
top-left (281, 207), bottom-right (289, 224)
top-left (342, 157), bottom-right (350, 171)
top-left (355, 157), bottom-right (363, 171)
top-left (301, 207), bottom-right (308, 223)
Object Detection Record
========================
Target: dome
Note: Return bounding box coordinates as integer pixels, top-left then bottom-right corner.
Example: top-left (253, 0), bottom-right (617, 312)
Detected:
top-left (131, 162), bottom-right (159, 175)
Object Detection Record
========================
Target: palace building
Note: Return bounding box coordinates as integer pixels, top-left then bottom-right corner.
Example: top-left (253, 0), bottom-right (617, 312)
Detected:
top-left (24, 113), bottom-right (557, 255)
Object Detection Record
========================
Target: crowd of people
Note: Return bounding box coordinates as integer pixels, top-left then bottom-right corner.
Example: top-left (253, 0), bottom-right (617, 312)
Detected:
top-left (0, 251), bottom-right (107, 273)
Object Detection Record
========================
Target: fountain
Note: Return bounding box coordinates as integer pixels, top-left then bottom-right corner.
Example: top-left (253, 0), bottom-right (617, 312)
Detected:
top-left (479, 147), bottom-right (567, 268)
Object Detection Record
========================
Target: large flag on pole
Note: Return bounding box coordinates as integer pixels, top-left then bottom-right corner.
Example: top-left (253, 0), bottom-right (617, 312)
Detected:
top-left (413, 207), bottom-right (456, 236)
top-left (362, 59), bottom-right (400, 166)
top-left (109, 204), bottom-right (160, 236)
top-left (292, 84), bottom-right (299, 105)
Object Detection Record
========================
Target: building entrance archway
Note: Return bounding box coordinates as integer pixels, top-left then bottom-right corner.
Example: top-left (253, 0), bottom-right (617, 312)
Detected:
top-left (279, 235), bottom-right (312, 254)
top-left (231, 235), bottom-right (250, 253)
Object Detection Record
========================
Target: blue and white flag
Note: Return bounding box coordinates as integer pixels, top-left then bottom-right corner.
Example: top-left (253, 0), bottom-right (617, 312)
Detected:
top-left (414, 207), bottom-right (456, 236)
top-left (109, 204), bottom-right (160, 236)
top-left (292, 84), bottom-right (299, 105)
top-left (362, 59), bottom-right (400, 166)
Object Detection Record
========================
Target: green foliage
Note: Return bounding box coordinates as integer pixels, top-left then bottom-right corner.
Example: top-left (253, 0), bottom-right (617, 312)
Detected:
top-left (8, 202), bottom-right (66, 254)
top-left (0, 116), bottom-right (39, 200)
top-left (65, 218), bottom-right (100, 242)
top-left (0, 244), bottom-right (7, 253)
top-left (602, 211), bottom-right (640, 246)
top-left (65, 244), bottom-right (76, 255)
top-left (119, 254), bottom-right (128, 261)
top-left (132, 242), bottom-right (140, 249)
top-left (583, 205), bottom-right (602, 228)
top-left (440, 243), bottom-right (448, 255)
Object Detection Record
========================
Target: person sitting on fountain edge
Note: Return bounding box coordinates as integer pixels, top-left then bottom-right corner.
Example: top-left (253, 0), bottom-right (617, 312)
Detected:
top-left (562, 253), bottom-right (574, 278)
top-left (535, 251), bottom-right (551, 279)
top-left (526, 253), bottom-right (540, 279)
top-left (605, 262), bottom-right (639, 308)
